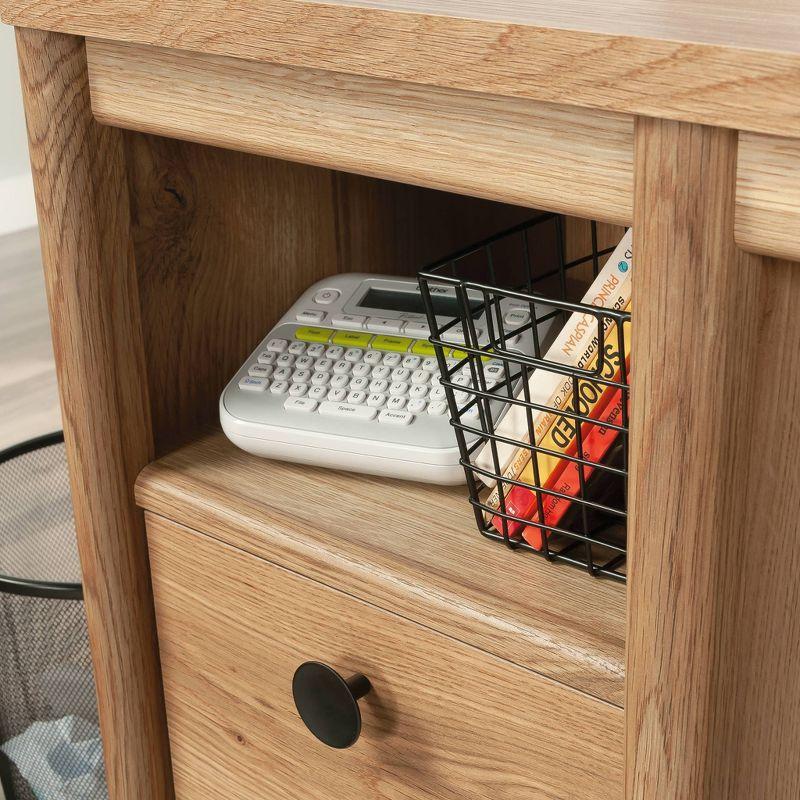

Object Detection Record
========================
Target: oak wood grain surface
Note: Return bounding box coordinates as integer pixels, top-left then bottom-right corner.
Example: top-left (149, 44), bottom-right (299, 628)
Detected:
top-left (136, 430), bottom-right (627, 706)
top-left (3, 0), bottom-right (800, 136)
top-left (88, 40), bottom-right (634, 226)
top-left (88, 40), bottom-right (800, 262)
top-left (627, 117), bottom-right (800, 798)
top-left (146, 512), bottom-right (624, 800)
top-left (15, 28), bottom-right (173, 800)
top-left (736, 131), bottom-right (800, 261)
top-left (123, 131), bottom-right (530, 454)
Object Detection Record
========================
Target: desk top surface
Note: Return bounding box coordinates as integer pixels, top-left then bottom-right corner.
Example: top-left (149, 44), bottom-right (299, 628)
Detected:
top-left (3, 0), bottom-right (799, 53)
top-left (4, 0), bottom-right (800, 136)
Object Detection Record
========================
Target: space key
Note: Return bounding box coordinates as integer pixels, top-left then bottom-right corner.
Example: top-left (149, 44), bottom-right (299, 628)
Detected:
top-left (318, 401), bottom-right (378, 421)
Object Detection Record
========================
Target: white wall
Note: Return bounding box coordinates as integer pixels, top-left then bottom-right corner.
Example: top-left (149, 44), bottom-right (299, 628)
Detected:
top-left (0, 25), bottom-right (37, 235)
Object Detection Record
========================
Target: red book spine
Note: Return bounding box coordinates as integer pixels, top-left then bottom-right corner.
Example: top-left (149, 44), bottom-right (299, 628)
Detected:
top-left (490, 373), bottom-right (621, 545)
top-left (520, 387), bottom-right (626, 549)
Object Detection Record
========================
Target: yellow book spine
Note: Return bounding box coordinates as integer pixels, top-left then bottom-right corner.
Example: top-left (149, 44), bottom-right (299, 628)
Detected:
top-left (517, 310), bottom-right (631, 487)
top-left (485, 304), bottom-right (631, 513)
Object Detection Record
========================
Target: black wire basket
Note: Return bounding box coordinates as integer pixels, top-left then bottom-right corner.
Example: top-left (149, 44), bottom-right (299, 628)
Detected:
top-left (418, 214), bottom-right (630, 581)
top-left (0, 432), bottom-right (108, 800)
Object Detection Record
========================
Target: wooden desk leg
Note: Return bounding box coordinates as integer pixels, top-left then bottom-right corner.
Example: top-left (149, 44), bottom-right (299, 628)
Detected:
top-left (15, 29), bottom-right (173, 800)
top-left (627, 117), bottom-right (800, 797)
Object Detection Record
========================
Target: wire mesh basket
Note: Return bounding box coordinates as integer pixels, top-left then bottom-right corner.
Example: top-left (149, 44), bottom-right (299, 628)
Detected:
top-left (0, 432), bottom-right (108, 800)
top-left (418, 214), bottom-right (630, 581)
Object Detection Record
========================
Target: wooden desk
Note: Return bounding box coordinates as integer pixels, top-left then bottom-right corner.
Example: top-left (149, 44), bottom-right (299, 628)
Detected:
top-left (1, 2), bottom-right (799, 798)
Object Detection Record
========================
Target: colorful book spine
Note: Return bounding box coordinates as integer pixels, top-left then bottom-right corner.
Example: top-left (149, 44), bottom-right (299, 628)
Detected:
top-left (491, 362), bottom-right (629, 548)
top-left (474, 229), bottom-right (633, 487)
top-left (483, 305), bottom-right (630, 515)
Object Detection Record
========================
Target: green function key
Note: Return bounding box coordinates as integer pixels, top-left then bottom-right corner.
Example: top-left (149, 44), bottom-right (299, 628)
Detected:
top-left (372, 335), bottom-right (412, 352)
top-left (295, 326), bottom-right (333, 343)
top-left (410, 340), bottom-right (438, 357)
top-left (332, 330), bottom-right (373, 347)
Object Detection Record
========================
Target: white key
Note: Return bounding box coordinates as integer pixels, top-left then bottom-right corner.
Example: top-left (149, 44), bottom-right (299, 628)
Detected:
top-left (239, 376), bottom-right (268, 392)
top-left (270, 381), bottom-right (289, 395)
top-left (382, 352), bottom-right (402, 367)
top-left (429, 386), bottom-right (447, 402)
top-left (267, 338), bottom-right (289, 353)
top-left (402, 355), bottom-right (421, 370)
top-left (366, 393), bottom-right (386, 408)
top-left (347, 391), bottom-right (367, 405)
top-left (319, 402), bottom-right (378, 421)
top-left (409, 384), bottom-right (429, 399)
top-left (248, 365), bottom-right (273, 379)
top-left (371, 365), bottom-right (390, 381)
top-left (296, 309), bottom-right (327, 324)
top-left (308, 385), bottom-right (328, 401)
top-left (273, 366), bottom-right (292, 382)
top-left (333, 360), bottom-right (352, 375)
top-left (327, 388), bottom-right (347, 402)
top-left (366, 317), bottom-right (404, 334)
top-left (351, 363), bottom-right (371, 378)
top-left (411, 369), bottom-right (430, 385)
top-left (430, 374), bottom-right (442, 387)
top-left (311, 372), bottom-right (331, 386)
top-left (503, 308), bottom-right (530, 327)
top-left (391, 367), bottom-right (411, 382)
top-left (257, 351), bottom-right (277, 365)
top-left (454, 390), bottom-right (471, 405)
top-left (313, 288), bottom-right (340, 305)
top-left (344, 348), bottom-right (363, 362)
top-left (421, 358), bottom-right (438, 371)
top-left (387, 395), bottom-right (407, 410)
top-left (350, 377), bottom-right (370, 392)
top-left (325, 346), bottom-right (344, 360)
top-left (314, 358), bottom-right (333, 372)
top-left (295, 355), bottom-right (315, 370)
top-left (484, 361), bottom-right (505, 381)
top-left (404, 321), bottom-right (430, 337)
top-left (453, 374), bottom-right (472, 389)
top-left (276, 353), bottom-right (295, 368)
top-left (284, 397), bottom-right (318, 412)
top-left (363, 350), bottom-right (383, 366)
top-left (330, 374), bottom-right (350, 390)
top-left (331, 313), bottom-right (366, 328)
top-left (288, 341), bottom-right (307, 355)
top-left (379, 409), bottom-right (414, 425)
top-left (407, 398), bottom-right (427, 414)
top-left (369, 379), bottom-right (389, 394)
top-left (289, 383), bottom-right (309, 397)
top-left (306, 343), bottom-right (326, 358)
top-left (442, 326), bottom-right (484, 345)
top-left (292, 370), bottom-right (312, 384)
top-left (389, 382), bottom-right (409, 396)
top-left (461, 404), bottom-right (481, 421)
top-left (428, 401), bottom-right (448, 415)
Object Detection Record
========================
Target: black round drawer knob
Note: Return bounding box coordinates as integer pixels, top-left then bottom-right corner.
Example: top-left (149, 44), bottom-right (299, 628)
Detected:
top-left (292, 661), bottom-right (372, 749)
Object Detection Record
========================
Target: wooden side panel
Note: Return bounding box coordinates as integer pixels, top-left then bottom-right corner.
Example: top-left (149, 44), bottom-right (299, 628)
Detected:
top-left (15, 29), bottom-right (172, 800)
top-left (627, 117), bottom-right (800, 798)
top-left (146, 512), bottom-right (624, 800)
top-left (736, 131), bottom-right (800, 261)
top-left (123, 133), bottom-right (531, 453)
top-left (87, 39), bottom-right (634, 225)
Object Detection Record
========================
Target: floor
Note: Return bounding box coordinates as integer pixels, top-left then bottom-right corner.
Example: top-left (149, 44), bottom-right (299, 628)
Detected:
top-left (0, 227), bottom-right (60, 451)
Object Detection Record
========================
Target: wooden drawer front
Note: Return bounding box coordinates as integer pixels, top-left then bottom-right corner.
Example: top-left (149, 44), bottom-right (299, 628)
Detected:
top-left (146, 513), bottom-right (623, 799)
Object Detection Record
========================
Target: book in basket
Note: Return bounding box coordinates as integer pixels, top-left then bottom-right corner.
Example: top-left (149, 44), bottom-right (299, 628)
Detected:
top-left (483, 300), bottom-right (631, 516)
top-left (474, 229), bottom-right (633, 490)
top-left (491, 359), bottom-right (629, 548)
